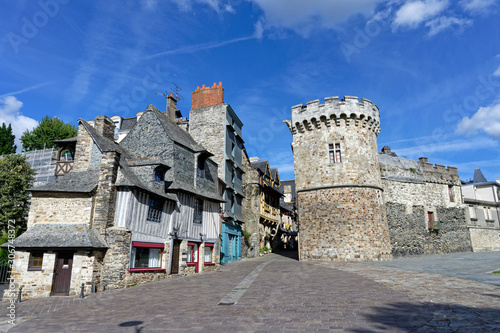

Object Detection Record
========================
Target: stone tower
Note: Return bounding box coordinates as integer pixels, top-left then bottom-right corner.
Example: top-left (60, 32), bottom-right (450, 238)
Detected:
top-left (284, 96), bottom-right (392, 261)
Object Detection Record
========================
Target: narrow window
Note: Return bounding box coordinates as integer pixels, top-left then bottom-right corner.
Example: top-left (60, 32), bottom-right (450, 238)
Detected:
top-left (197, 157), bottom-right (205, 178)
top-left (187, 242), bottom-right (199, 263)
top-left (448, 185), bottom-right (454, 202)
top-left (485, 207), bottom-right (492, 220)
top-left (468, 205), bottom-right (477, 219)
top-left (204, 244), bottom-right (213, 263)
top-left (427, 211), bottom-right (434, 222)
top-left (147, 196), bottom-right (163, 222)
top-left (329, 143), bottom-right (342, 163)
top-left (193, 199), bottom-right (203, 224)
top-left (154, 169), bottom-right (165, 184)
top-left (28, 252), bottom-right (43, 271)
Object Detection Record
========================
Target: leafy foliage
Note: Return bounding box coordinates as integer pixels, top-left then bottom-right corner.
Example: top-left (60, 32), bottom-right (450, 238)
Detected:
top-left (21, 116), bottom-right (77, 151)
top-left (0, 123), bottom-right (16, 155)
top-left (0, 154), bottom-right (35, 234)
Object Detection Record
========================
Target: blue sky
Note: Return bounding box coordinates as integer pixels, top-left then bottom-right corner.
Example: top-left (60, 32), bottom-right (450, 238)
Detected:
top-left (1, 0), bottom-right (499, 182)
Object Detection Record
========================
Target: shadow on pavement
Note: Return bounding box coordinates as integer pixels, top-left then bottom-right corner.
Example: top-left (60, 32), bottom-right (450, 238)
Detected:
top-left (350, 301), bottom-right (500, 332)
top-left (269, 249), bottom-right (299, 260)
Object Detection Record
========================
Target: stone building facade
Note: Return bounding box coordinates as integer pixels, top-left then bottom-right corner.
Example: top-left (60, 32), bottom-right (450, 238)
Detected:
top-left (5, 105), bottom-right (223, 300)
top-left (379, 149), bottom-right (472, 256)
top-left (462, 168), bottom-right (500, 252)
top-left (284, 95), bottom-right (477, 261)
top-left (284, 96), bottom-right (393, 261)
top-left (188, 83), bottom-right (245, 264)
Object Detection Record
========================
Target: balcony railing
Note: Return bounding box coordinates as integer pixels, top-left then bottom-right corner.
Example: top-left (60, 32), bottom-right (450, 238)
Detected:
top-left (55, 161), bottom-right (74, 176)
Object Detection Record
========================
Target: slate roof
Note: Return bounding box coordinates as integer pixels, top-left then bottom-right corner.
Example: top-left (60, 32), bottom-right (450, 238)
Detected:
top-left (30, 170), bottom-right (99, 193)
top-left (120, 117), bottom-right (137, 130)
top-left (53, 137), bottom-right (78, 144)
top-left (381, 175), bottom-right (425, 184)
top-left (473, 168), bottom-right (488, 184)
top-left (6, 224), bottom-right (108, 249)
top-left (250, 160), bottom-right (269, 174)
top-left (148, 105), bottom-right (206, 152)
top-left (80, 120), bottom-right (129, 156)
top-left (166, 180), bottom-right (225, 203)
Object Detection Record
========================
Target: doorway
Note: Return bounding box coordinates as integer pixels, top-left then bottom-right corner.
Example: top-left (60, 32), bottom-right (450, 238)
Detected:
top-left (52, 252), bottom-right (74, 296)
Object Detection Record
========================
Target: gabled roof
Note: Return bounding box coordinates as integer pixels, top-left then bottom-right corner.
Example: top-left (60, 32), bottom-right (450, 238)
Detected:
top-left (6, 224), bottom-right (108, 249)
top-left (147, 104), bottom-right (206, 153)
top-left (271, 168), bottom-right (280, 185)
top-left (79, 119), bottom-right (129, 157)
top-left (251, 160), bottom-right (269, 175)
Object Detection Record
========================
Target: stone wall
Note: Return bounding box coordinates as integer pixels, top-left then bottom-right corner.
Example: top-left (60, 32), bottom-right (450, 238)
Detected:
top-left (468, 227), bottom-right (500, 252)
top-left (3, 251), bottom-right (56, 300)
top-left (189, 103), bottom-right (226, 180)
top-left (242, 152), bottom-right (261, 258)
top-left (298, 187), bottom-right (392, 261)
top-left (27, 193), bottom-right (93, 229)
top-left (386, 202), bottom-right (472, 256)
top-left (69, 251), bottom-right (97, 296)
top-left (100, 227), bottom-right (131, 290)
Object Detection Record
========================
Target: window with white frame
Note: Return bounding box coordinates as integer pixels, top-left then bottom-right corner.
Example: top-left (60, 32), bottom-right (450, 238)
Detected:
top-left (329, 143), bottom-right (342, 163)
top-left (129, 242), bottom-right (163, 270)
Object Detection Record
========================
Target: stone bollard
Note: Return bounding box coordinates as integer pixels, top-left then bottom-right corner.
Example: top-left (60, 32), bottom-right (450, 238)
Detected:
top-left (79, 283), bottom-right (85, 298)
top-left (16, 286), bottom-right (22, 303)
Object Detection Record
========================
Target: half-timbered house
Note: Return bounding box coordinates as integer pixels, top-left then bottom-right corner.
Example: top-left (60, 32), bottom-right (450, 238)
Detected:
top-left (4, 104), bottom-right (222, 300)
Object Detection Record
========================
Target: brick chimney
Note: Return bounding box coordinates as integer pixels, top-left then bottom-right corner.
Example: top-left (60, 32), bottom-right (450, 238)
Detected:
top-left (166, 94), bottom-right (177, 121)
top-left (191, 82), bottom-right (224, 109)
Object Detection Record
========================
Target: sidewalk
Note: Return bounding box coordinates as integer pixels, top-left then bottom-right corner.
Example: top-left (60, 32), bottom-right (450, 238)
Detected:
top-left (0, 251), bottom-right (498, 332)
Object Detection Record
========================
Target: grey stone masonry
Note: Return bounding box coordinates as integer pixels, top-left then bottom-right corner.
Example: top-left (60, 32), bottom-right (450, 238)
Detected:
top-left (285, 96), bottom-right (392, 262)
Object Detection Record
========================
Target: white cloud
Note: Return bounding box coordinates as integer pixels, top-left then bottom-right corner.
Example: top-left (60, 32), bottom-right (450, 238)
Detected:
top-left (425, 16), bottom-right (472, 36)
top-left (394, 137), bottom-right (497, 157)
top-left (0, 96), bottom-right (38, 152)
top-left (456, 102), bottom-right (500, 140)
top-left (461, 0), bottom-right (497, 12)
top-left (249, 0), bottom-right (386, 36)
top-left (168, 0), bottom-right (234, 14)
top-left (393, 0), bottom-right (449, 29)
top-left (494, 65), bottom-right (500, 76)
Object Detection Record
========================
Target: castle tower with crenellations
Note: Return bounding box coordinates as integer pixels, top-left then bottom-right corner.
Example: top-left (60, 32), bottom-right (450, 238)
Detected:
top-left (284, 96), bottom-right (393, 261)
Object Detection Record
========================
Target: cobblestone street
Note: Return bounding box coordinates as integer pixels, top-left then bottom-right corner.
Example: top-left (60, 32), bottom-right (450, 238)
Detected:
top-left (1, 252), bottom-right (499, 332)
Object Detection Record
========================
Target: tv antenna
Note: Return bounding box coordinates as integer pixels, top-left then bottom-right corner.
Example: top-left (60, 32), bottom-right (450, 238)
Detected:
top-left (156, 82), bottom-right (183, 101)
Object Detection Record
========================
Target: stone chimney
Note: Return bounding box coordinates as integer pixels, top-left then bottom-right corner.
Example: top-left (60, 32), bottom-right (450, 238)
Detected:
top-left (381, 146), bottom-right (391, 154)
top-left (167, 94), bottom-right (177, 121)
top-left (191, 82), bottom-right (224, 109)
top-left (94, 116), bottom-right (115, 141)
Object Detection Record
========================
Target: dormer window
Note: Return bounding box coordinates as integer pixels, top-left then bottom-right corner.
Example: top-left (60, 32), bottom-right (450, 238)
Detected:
top-left (154, 168), bottom-right (165, 184)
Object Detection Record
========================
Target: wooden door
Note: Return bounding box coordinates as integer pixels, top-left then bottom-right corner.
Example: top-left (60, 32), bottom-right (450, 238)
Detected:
top-left (52, 252), bottom-right (73, 295)
top-left (171, 240), bottom-right (181, 274)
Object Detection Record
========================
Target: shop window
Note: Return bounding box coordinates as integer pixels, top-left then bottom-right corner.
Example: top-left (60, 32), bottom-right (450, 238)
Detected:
top-left (147, 196), bottom-right (163, 222)
top-left (28, 252), bottom-right (43, 271)
top-left (193, 199), bottom-right (203, 224)
top-left (129, 242), bottom-right (164, 272)
top-left (204, 243), bottom-right (214, 264)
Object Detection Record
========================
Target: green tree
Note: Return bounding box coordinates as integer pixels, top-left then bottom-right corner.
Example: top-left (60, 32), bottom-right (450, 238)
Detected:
top-left (21, 116), bottom-right (77, 151)
top-left (0, 123), bottom-right (16, 155)
top-left (0, 154), bottom-right (35, 235)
